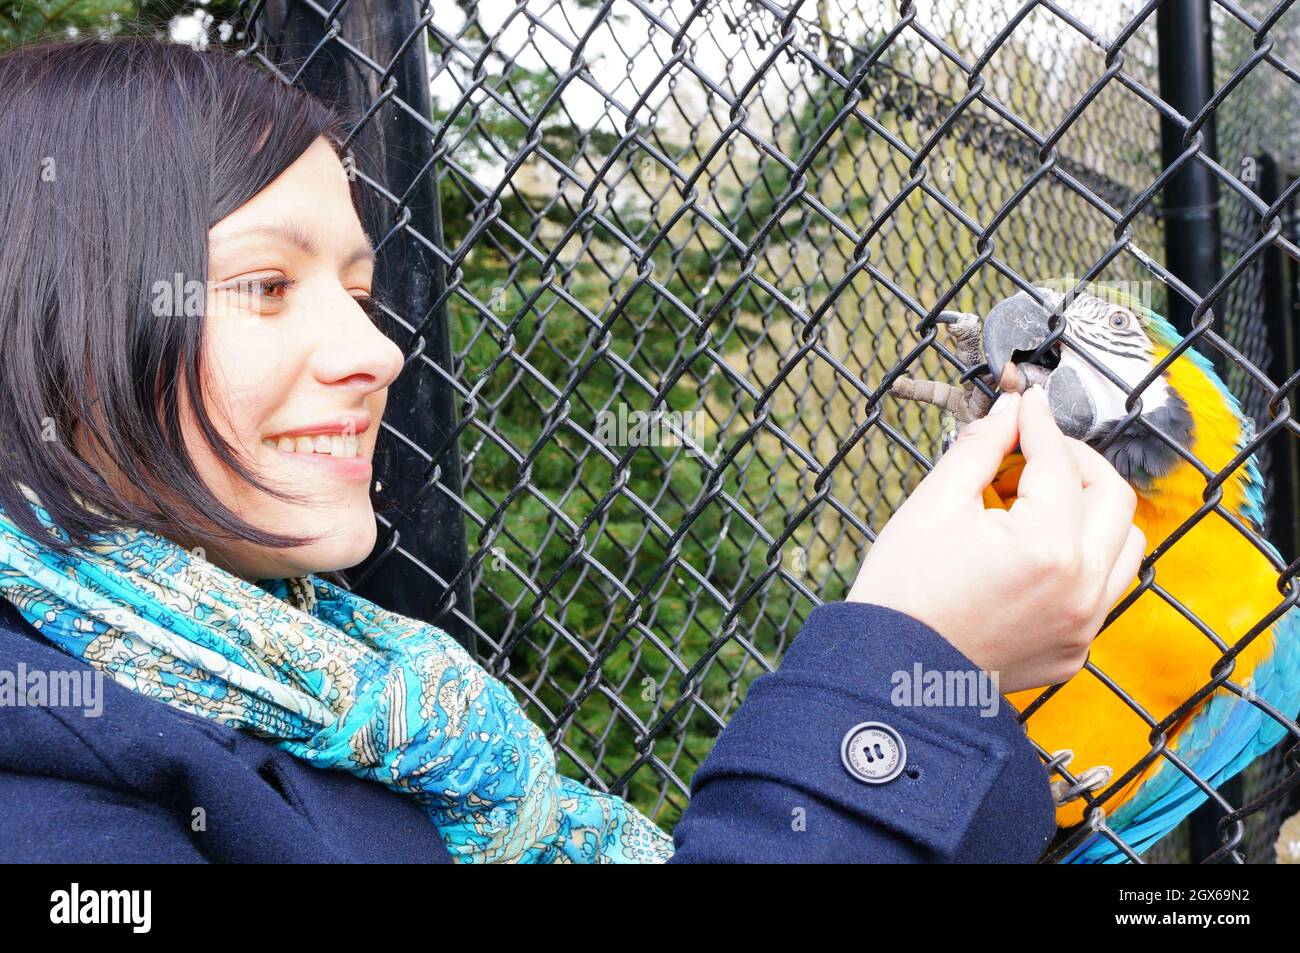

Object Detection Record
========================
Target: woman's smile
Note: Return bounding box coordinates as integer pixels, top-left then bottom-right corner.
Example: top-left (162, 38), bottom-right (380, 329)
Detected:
top-left (262, 411), bottom-right (373, 479)
top-left (261, 424), bottom-right (374, 482)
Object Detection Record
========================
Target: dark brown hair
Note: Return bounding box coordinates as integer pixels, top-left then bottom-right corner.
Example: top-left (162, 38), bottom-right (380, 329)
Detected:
top-left (0, 36), bottom-right (350, 552)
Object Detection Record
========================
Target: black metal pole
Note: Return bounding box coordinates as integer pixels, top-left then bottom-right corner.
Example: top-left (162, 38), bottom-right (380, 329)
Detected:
top-left (1157, 0), bottom-right (1225, 373)
top-left (1274, 160), bottom-right (1300, 833)
top-left (1258, 154), bottom-right (1300, 563)
top-left (256, 1), bottom-right (475, 647)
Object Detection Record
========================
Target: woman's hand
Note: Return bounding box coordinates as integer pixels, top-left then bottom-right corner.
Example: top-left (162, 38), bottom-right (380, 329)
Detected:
top-left (847, 385), bottom-right (1145, 693)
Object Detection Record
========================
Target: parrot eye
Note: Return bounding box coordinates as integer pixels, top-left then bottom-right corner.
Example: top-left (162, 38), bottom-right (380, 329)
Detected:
top-left (1109, 311), bottom-right (1129, 330)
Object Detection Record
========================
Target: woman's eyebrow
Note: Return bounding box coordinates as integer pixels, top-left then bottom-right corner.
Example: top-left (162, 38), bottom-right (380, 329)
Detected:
top-left (211, 219), bottom-right (375, 268)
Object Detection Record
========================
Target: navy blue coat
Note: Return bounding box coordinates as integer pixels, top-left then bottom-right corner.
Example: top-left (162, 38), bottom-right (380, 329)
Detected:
top-left (0, 598), bottom-right (1055, 862)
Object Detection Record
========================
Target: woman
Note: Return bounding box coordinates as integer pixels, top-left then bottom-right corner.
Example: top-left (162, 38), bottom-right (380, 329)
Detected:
top-left (0, 37), bottom-right (1143, 863)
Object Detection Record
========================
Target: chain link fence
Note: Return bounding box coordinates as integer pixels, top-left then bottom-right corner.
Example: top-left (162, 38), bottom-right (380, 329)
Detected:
top-left (1204, 0), bottom-right (1300, 865)
top-left (231, 0), bottom-right (1300, 862)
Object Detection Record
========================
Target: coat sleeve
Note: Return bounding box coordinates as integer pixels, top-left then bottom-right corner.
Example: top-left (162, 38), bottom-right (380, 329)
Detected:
top-left (0, 773), bottom-right (209, 863)
top-left (668, 601), bottom-right (1057, 863)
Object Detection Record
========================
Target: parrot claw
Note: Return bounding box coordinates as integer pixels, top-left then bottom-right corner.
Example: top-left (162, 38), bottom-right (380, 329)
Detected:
top-left (1046, 749), bottom-right (1075, 772)
top-left (890, 308), bottom-right (996, 446)
top-left (1050, 762), bottom-right (1114, 806)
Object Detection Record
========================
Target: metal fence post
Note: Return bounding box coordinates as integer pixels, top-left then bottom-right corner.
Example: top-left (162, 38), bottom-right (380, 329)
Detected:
top-left (1157, 0), bottom-right (1225, 371)
top-left (256, 1), bottom-right (475, 646)
top-left (1258, 154), bottom-right (1300, 563)
top-left (1256, 151), bottom-right (1300, 847)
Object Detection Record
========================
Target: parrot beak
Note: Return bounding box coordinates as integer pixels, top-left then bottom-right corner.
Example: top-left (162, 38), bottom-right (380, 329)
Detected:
top-left (981, 293), bottom-right (1057, 374)
top-left (981, 292), bottom-right (1098, 440)
top-left (1040, 365), bottom-right (1098, 441)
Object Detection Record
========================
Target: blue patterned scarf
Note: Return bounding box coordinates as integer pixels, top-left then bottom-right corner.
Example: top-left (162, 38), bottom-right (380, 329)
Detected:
top-left (0, 487), bottom-right (673, 863)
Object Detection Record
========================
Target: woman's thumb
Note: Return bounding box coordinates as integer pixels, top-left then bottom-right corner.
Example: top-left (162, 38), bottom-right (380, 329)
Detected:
top-left (915, 391), bottom-right (1022, 504)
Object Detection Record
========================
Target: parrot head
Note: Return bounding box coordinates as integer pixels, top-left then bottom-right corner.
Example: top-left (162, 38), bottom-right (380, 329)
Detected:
top-left (980, 284), bottom-right (1261, 510)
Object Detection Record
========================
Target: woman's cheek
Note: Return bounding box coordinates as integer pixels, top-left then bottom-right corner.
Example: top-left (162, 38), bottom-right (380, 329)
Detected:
top-left (207, 321), bottom-right (289, 450)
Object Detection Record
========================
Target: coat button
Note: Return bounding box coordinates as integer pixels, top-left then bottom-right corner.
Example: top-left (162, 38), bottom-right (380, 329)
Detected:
top-left (841, 721), bottom-right (907, 784)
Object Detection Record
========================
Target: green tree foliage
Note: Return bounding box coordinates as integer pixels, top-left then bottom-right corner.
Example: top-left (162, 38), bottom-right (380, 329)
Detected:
top-left (0, 1), bottom-right (238, 50)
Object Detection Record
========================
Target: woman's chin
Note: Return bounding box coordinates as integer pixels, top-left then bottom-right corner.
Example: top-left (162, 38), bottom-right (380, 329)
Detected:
top-left (227, 515), bottom-right (378, 579)
top-left (298, 522), bottom-right (378, 575)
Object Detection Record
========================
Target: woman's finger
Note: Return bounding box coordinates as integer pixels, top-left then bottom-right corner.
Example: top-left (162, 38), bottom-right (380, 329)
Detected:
top-left (1008, 385), bottom-right (1083, 538)
top-left (911, 391), bottom-right (1024, 508)
top-left (1063, 437), bottom-right (1140, 572)
top-left (1099, 523), bottom-right (1146, 612)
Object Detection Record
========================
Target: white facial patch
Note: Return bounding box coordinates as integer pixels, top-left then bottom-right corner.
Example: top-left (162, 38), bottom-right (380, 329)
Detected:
top-left (1056, 343), bottom-right (1170, 422)
top-left (1040, 289), bottom-right (1173, 428)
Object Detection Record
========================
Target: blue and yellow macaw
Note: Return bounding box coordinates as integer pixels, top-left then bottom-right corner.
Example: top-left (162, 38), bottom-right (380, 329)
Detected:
top-left (976, 284), bottom-right (1300, 863)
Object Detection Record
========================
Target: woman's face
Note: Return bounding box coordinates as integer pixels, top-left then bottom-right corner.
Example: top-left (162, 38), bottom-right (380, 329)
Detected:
top-left (185, 136), bottom-right (403, 580)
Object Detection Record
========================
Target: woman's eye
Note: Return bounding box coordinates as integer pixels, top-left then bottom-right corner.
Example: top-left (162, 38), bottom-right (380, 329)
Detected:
top-left (217, 276), bottom-right (296, 314)
top-left (242, 277), bottom-right (294, 301)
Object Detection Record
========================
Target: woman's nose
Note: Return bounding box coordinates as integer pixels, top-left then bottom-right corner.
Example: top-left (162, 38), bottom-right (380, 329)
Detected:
top-left (309, 289), bottom-right (405, 392)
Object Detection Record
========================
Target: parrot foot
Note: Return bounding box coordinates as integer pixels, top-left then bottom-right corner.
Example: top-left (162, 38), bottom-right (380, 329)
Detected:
top-left (890, 310), bottom-right (995, 445)
top-left (936, 309), bottom-right (985, 370)
top-left (1047, 750), bottom-right (1113, 806)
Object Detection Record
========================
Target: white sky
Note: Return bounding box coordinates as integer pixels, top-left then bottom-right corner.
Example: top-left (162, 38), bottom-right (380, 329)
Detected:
top-left (426, 0), bottom-right (1152, 128)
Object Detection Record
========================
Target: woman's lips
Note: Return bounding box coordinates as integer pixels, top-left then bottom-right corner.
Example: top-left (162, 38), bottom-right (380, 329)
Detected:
top-left (264, 442), bottom-right (373, 482)
top-left (266, 415), bottom-right (372, 440)
top-left (261, 415), bottom-right (375, 482)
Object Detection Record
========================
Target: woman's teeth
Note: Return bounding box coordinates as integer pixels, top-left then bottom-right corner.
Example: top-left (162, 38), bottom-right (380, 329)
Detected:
top-left (263, 434), bottom-right (361, 459)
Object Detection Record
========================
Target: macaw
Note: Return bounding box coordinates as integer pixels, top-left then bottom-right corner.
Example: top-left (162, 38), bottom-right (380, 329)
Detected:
top-left (905, 285), bottom-right (1300, 863)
